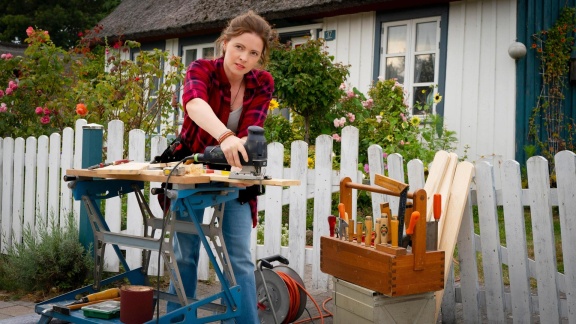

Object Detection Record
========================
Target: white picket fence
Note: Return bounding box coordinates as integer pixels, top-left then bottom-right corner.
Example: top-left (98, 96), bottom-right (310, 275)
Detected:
top-left (1, 120), bottom-right (575, 322)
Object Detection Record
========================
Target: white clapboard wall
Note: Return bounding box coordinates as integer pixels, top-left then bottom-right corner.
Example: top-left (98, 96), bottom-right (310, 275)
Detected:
top-left (1, 121), bottom-right (575, 322)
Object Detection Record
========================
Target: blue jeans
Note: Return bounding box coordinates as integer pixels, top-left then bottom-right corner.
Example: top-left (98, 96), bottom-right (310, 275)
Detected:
top-left (167, 198), bottom-right (258, 323)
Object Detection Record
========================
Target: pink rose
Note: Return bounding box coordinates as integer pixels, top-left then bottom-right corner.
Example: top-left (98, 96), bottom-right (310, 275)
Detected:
top-left (333, 118), bottom-right (340, 127)
top-left (400, 140), bottom-right (405, 145)
top-left (8, 80), bottom-right (17, 90)
top-left (40, 115), bottom-right (50, 124)
top-left (0, 54), bottom-right (5, 59)
top-left (362, 98), bottom-right (374, 109)
top-left (5, 88), bottom-right (12, 95)
top-left (0, 103), bottom-right (7, 113)
top-left (332, 134), bottom-right (341, 142)
top-left (35, 106), bottom-right (43, 115)
top-left (26, 26), bottom-right (34, 36)
top-left (0, 90), bottom-right (4, 98)
top-left (43, 107), bottom-right (50, 115)
top-left (339, 83), bottom-right (346, 90)
top-left (4, 53), bottom-right (12, 60)
top-left (339, 117), bottom-right (346, 126)
top-left (382, 152), bottom-right (388, 159)
top-left (347, 113), bottom-right (355, 123)
top-left (364, 164), bottom-right (370, 173)
top-left (347, 90), bottom-right (355, 98)
top-left (400, 113), bottom-right (407, 122)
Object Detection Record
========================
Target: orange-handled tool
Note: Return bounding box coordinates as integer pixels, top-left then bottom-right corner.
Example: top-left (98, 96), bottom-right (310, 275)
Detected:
top-left (338, 203), bottom-right (346, 220)
top-left (406, 211), bottom-right (420, 235)
top-left (434, 194), bottom-right (441, 221)
top-left (79, 288), bottom-right (121, 303)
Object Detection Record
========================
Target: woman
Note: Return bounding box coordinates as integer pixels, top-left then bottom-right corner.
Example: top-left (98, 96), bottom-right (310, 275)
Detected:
top-left (167, 10), bottom-right (276, 323)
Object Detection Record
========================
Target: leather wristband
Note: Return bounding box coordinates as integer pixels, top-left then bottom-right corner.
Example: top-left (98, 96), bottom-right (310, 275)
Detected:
top-left (218, 130), bottom-right (235, 144)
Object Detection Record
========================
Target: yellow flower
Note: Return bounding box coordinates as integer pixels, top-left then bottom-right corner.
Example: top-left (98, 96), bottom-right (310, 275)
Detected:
top-left (386, 134), bottom-right (394, 142)
top-left (268, 99), bottom-right (279, 110)
top-left (307, 157), bottom-right (314, 168)
top-left (410, 116), bottom-right (420, 126)
top-left (434, 93), bottom-right (443, 104)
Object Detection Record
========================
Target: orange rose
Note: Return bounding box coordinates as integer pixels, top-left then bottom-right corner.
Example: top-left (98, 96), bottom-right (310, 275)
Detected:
top-left (76, 103), bottom-right (88, 116)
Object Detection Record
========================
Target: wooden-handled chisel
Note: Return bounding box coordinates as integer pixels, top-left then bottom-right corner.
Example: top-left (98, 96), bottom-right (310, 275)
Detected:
top-left (365, 216), bottom-right (373, 247)
top-left (390, 216), bottom-right (399, 247)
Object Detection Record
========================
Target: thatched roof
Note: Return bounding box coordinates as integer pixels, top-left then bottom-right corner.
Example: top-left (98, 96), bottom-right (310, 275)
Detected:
top-left (97, 0), bottom-right (448, 42)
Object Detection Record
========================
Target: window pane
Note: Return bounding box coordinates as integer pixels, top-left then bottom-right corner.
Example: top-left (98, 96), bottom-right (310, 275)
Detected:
top-left (414, 54), bottom-right (435, 83)
top-left (386, 57), bottom-right (405, 83)
top-left (184, 49), bottom-right (197, 68)
top-left (415, 22), bottom-right (436, 52)
top-left (387, 25), bottom-right (407, 54)
top-left (412, 86), bottom-right (433, 115)
top-left (202, 47), bottom-right (215, 59)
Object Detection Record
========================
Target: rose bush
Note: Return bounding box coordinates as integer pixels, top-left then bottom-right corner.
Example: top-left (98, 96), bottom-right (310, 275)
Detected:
top-left (328, 78), bottom-right (458, 172)
top-left (0, 26), bottom-right (184, 141)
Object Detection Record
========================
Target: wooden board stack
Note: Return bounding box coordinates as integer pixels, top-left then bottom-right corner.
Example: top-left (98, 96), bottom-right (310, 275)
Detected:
top-left (422, 151), bottom-right (475, 319)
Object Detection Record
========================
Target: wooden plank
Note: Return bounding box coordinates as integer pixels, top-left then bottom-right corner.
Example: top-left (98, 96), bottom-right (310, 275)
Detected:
top-left (12, 138), bottom-right (24, 246)
top-left (436, 152), bottom-right (458, 241)
top-left (475, 161), bottom-right (506, 323)
top-left (48, 133), bottom-right (61, 231)
top-left (24, 137), bottom-right (37, 233)
top-left (37, 136), bottom-right (49, 227)
top-left (312, 135), bottom-right (334, 290)
top-left (368, 144), bottom-right (387, 222)
top-left (126, 129), bottom-right (146, 270)
top-left (263, 142), bottom-right (285, 258)
top-left (147, 135), bottom-right (167, 277)
top-left (288, 140), bottom-right (309, 278)
top-left (502, 160), bottom-right (533, 323)
top-left (104, 121), bottom-right (124, 273)
top-left (374, 173), bottom-right (408, 194)
top-left (424, 150), bottom-right (450, 221)
top-left (456, 193), bottom-right (481, 323)
top-left (0, 138), bottom-right (2, 252)
top-left (66, 167), bottom-right (299, 187)
top-left (555, 150), bottom-right (576, 323)
top-left (441, 266), bottom-right (457, 323)
top-left (434, 161), bottom-right (474, 317)
top-left (1, 138), bottom-right (14, 252)
top-left (60, 128), bottom-right (74, 224)
top-left (527, 156), bottom-right (561, 322)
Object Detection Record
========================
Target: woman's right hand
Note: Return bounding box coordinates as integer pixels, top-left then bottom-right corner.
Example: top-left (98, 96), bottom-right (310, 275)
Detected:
top-left (220, 135), bottom-right (248, 168)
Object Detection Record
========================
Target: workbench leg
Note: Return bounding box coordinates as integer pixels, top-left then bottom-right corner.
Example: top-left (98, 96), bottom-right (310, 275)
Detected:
top-left (161, 209), bottom-right (189, 308)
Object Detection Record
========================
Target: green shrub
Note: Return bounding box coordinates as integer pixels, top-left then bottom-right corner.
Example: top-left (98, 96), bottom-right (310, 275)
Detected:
top-left (0, 213), bottom-right (93, 294)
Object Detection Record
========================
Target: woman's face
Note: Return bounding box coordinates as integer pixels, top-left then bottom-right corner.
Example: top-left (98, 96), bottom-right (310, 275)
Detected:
top-left (222, 32), bottom-right (264, 80)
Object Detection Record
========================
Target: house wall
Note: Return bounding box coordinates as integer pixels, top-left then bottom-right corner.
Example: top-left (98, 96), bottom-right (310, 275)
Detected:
top-left (443, 0), bottom-right (517, 162)
top-left (323, 12), bottom-right (376, 94)
top-left (323, 2), bottom-right (518, 163)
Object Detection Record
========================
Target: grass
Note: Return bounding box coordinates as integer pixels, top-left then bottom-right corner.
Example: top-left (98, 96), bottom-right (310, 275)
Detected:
top-left (456, 205), bottom-right (564, 288)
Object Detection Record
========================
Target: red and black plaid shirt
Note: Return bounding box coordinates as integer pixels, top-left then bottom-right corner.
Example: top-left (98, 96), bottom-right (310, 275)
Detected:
top-left (179, 57), bottom-right (274, 225)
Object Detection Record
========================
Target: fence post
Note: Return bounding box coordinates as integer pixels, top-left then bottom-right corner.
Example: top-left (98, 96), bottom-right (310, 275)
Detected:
top-left (79, 124), bottom-right (104, 252)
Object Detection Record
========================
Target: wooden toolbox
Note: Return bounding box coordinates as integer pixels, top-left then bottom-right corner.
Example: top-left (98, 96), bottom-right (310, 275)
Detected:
top-left (320, 176), bottom-right (445, 297)
top-left (321, 236), bottom-right (444, 297)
